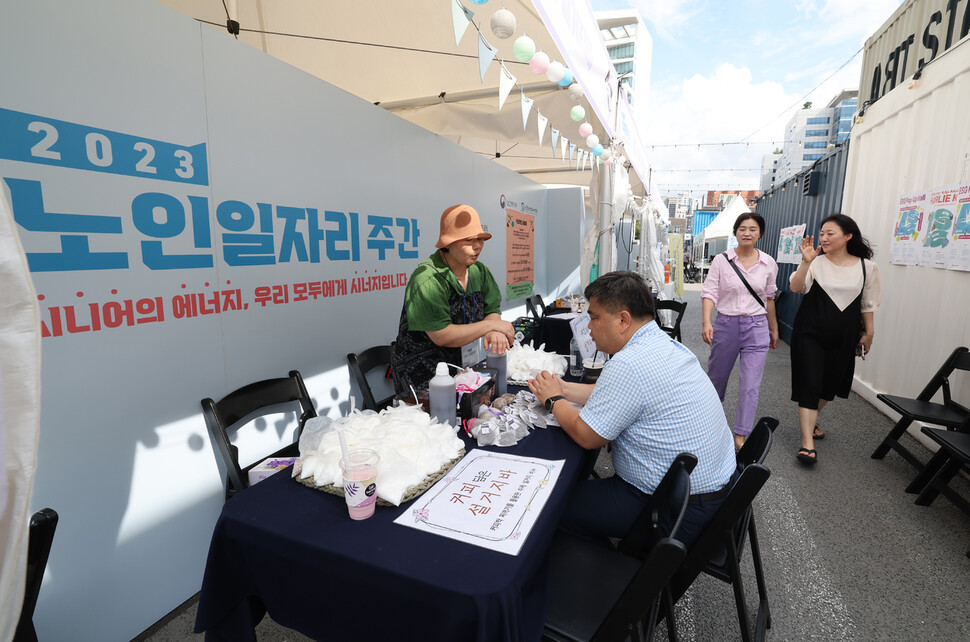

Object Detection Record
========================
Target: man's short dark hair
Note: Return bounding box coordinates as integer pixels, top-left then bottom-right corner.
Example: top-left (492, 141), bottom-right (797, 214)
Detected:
top-left (584, 271), bottom-right (655, 319)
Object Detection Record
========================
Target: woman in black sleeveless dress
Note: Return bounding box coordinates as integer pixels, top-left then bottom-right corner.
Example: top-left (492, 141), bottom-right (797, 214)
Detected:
top-left (789, 214), bottom-right (881, 464)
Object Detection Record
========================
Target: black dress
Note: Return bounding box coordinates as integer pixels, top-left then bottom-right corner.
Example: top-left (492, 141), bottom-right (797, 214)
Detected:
top-left (790, 260), bottom-right (866, 410)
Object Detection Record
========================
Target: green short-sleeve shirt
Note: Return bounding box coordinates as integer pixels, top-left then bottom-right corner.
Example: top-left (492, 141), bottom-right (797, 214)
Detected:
top-left (404, 251), bottom-right (502, 331)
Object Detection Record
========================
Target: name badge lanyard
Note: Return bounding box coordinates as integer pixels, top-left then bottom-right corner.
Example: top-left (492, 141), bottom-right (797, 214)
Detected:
top-left (454, 272), bottom-right (484, 366)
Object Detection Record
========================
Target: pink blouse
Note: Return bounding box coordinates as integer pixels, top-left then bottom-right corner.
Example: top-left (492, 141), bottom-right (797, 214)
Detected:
top-left (702, 248), bottom-right (778, 317)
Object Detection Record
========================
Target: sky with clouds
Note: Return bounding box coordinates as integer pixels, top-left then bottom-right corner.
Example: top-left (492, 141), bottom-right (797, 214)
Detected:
top-left (590, 0), bottom-right (903, 197)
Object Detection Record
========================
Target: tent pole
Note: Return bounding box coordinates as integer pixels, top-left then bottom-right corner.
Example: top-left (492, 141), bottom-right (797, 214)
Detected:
top-left (597, 160), bottom-right (614, 277)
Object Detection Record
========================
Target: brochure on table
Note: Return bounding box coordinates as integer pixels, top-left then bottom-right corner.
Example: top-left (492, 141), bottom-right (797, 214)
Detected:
top-left (394, 449), bottom-right (564, 556)
top-left (568, 312), bottom-right (596, 360)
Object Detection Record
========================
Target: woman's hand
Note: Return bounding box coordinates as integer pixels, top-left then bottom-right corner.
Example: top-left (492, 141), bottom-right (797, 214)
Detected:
top-left (769, 330), bottom-right (779, 350)
top-left (701, 322), bottom-right (714, 345)
top-left (799, 235), bottom-right (820, 263)
top-left (858, 332), bottom-right (873, 356)
top-left (483, 329), bottom-right (511, 355)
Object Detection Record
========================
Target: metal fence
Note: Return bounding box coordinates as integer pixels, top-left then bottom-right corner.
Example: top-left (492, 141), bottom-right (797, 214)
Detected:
top-left (754, 142), bottom-right (850, 343)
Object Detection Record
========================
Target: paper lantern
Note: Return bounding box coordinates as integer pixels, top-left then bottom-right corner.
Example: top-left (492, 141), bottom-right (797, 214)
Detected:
top-left (568, 83), bottom-right (584, 100)
top-left (469, 0), bottom-right (489, 4)
top-left (558, 68), bottom-right (573, 87)
top-left (592, 144), bottom-right (604, 156)
top-left (586, 134), bottom-right (599, 148)
top-left (490, 9), bottom-right (517, 39)
top-left (578, 122), bottom-right (593, 138)
top-left (569, 105), bottom-right (585, 121)
top-left (604, 158), bottom-right (613, 166)
top-left (529, 51), bottom-right (550, 74)
top-left (513, 35), bottom-right (536, 62)
top-left (545, 61), bottom-right (565, 83)
top-left (600, 148), bottom-right (613, 161)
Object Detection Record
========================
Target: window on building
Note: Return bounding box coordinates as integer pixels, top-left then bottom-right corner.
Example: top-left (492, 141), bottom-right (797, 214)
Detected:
top-left (615, 61), bottom-right (634, 75)
top-left (806, 116), bottom-right (831, 125)
top-left (803, 153), bottom-right (824, 161)
top-left (608, 43), bottom-right (635, 60)
top-left (805, 129), bottom-right (829, 137)
top-left (805, 141), bottom-right (827, 149)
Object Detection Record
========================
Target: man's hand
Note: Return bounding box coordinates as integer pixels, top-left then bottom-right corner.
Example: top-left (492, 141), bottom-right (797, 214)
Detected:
top-left (527, 370), bottom-right (565, 404)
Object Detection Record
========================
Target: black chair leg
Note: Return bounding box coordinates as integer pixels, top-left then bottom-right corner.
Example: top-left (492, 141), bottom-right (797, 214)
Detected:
top-left (748, 519), bottom-right (771, 633)
top-left (871, 418), bottom-right (917, 462)
top-left (727, 547), bottom-right (754, 642)
top-left (905, 448), bottom-right (950, 494)
top-left (915, 459), bottom-right (963, 506)
top-left (662, 587), bottom-right (678, 642)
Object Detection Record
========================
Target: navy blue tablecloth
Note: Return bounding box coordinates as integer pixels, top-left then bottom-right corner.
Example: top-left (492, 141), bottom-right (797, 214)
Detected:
top-left (194, 425), bottom-right (585, 642)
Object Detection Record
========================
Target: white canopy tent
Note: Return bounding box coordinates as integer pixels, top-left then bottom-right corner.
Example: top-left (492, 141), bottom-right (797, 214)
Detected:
top-left (157, 0), bottom-right (651, 195)
top-left (697, 194), bottom-right (751, 243)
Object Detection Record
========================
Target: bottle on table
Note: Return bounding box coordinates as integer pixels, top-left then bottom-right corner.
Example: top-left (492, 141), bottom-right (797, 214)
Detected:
top-left (569, 336), bottom-right (584, 378)
top-left (428, 362), bottom-right (457, 427)
top-left (486, 350), bottom-right (507, 396)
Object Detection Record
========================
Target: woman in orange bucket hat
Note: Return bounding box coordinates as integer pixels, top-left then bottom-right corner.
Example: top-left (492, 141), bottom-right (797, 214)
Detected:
top-left (392, 204), bottom-right (515, 396)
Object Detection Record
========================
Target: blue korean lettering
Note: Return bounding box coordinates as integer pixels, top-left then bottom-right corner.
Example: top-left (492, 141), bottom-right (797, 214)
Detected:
top-left (325, 210), bottom-right (360, 262)
top-left (131, 193), bottom-right (214, 270)
top-left (5, 177), bottom-right (128, 271)
top-left (277, 206), bottom-right (308, 263)
top-left (216, 200), bottom-right (275, 266)
top-left (396, 217), bottom-right (420, 259)
top-left (366, 215), bottom-right (395, 260)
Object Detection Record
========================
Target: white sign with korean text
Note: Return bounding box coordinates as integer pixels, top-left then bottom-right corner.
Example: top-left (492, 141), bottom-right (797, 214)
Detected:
top-left (568, 311), bottom-right (596, 360)
top-left (394, 449), bottom-right (564, 556)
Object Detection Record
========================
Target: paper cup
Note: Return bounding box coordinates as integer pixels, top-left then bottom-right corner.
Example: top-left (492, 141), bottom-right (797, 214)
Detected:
top-left (582, 358), bottom-right (604, 384)
top-left (339, 448), bottom-right (380, 520)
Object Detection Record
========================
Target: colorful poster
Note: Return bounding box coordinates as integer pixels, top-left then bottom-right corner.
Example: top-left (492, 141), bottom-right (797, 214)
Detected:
top-left (777, 224), bottom-right (806, 264)
top-left (505, 208), bottom-right (534, 300)
top-left (669, 233), bottom-right (684, 297)
top-left (891, 190), bottom-right (926, 266)
top-left (921, 185), bottom-right (960, 268)
top-left (394, 449), bottom-right (564, 556)
top-left (945, 183), bottom-right (970, 271)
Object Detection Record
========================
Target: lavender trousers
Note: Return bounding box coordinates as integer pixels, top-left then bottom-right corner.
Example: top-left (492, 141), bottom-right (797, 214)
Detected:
top-left (707, 314), bottom-right (769, 436)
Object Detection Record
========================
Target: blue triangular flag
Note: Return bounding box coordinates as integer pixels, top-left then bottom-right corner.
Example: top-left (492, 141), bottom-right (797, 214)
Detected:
top-left (478, 32), bottom-right (499, 83)
top-left (520, 89), bottom-right (534, 131)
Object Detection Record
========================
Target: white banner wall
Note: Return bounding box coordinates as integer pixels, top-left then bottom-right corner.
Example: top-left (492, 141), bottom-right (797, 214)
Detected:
top-left (0, 0), bottom-right (552, 639)
top-left (842, 41), bottom-right (970, 414)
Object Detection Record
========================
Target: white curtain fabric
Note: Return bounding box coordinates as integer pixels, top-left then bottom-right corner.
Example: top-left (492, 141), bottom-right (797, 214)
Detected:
top-left (0, 188), bottom-right (41, 640)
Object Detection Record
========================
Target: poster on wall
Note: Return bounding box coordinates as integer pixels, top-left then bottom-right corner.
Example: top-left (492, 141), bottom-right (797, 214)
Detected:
top-left (945, 183), bottom-right (970, 271)
top-left (921, 184), bottom-right (960, 268)
top-left (891, 190), bottom-right (926, 266)
top-left (505, 208), bottom-right (534, 300)
top-left (776, 224), bottom-right (806, 264)
top-left (668, 233), bottom-right (684, 297)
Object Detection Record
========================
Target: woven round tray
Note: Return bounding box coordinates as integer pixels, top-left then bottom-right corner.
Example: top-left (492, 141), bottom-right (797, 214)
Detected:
top-left (295, 448), bottom-right (465, 506)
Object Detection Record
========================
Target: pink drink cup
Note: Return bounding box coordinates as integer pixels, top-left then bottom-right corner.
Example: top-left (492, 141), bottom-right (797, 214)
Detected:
top-left (339, 449), bottom-right (380, 520)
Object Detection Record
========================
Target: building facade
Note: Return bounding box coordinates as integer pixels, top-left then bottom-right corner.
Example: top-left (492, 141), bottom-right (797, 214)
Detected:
top-left (596, 9), bottom-right (652, 124)
top-left (776, 90), bottom-right (858, 183)
top-left (761, 151), bottom-right (782, 192)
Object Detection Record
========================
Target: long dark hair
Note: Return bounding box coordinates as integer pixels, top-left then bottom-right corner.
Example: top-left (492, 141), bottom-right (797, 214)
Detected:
top-left (820, 213), bottom-right (874, 260)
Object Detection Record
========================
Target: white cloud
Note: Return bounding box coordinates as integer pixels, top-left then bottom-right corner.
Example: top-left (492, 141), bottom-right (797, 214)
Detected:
top-left (644, 63), bottom-right (797, 195)
top-left (631, 0), bottom-right (705, 40)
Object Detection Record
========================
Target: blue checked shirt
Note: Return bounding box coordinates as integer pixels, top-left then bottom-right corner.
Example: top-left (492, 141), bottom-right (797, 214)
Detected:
top-left (579, 321), bottom-right (737, 495)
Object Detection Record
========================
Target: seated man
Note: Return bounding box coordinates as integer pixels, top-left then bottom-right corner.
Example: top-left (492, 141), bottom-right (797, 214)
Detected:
top-left (528, 271), bottom-right (736, 548)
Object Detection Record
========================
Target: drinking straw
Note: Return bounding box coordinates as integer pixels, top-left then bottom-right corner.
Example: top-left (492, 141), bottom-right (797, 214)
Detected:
top-left (335, 425), bottom-right (350, 464)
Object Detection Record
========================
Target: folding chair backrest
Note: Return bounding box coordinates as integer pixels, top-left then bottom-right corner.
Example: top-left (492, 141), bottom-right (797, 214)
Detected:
top-left (618, 452), bottom-right (696, 559)
top-left (533, 294), bottom-right (546, 315)
top-left (593, 538), bottom-right (688, 642)
top-left (347, 344), bottom-right (395, 411)
top-left (15, 508), bottom-right (58, 642)
top-left (525, 295), bottom-right (541, 321)
top-left (201, 370), bottom-right (316, 499)
top-left (670, 464), bottom-right (771, 602)
top-left (916, 347), bottom-right (970, 402)
top-left (655, 300), bottom-right (688, 339)
top-left (737, 416), bottom-right (778, 468)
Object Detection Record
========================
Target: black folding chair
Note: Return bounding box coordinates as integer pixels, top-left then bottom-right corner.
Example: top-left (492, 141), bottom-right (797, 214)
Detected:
top-left (201, 370), bottom-right (317, 500)
top-left (14, 508), bottom-right (58, 642)
top-left (667, 464), bottom-right (772, 642)
top-left (871, 346), bottom-right (970, 470)
top-left (655, 300), bottom-right (687, 342)
top-left (526, 294), bottom-right (545, 321)
top-left (544, 454), bottom-right (693, 642)
top-left (347, 344), bottom-right (395, 411)
top-left (738, 416), bottom-right (778, 468)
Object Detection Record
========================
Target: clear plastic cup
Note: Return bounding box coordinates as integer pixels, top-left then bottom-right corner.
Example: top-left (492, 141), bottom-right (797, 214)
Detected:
top-left (339, 448), bottom-right (380, 520)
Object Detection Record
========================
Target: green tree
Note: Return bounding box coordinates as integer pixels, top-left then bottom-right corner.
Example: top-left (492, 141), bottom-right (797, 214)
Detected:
top-left (802, 101), bottom-right (813, 109)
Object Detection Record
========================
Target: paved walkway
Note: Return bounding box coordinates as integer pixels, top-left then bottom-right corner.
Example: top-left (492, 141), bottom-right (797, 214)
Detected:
top-left (142, 284), bottom-right (970, 641)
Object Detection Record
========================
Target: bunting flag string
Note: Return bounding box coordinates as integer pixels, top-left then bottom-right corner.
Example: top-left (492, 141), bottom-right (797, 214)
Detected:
top-left (455, 0), bottom-right (599, 167)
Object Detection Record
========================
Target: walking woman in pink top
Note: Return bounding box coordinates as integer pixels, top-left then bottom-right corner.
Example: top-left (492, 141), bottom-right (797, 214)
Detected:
top-left (701, 213), bottom-right (780, 449)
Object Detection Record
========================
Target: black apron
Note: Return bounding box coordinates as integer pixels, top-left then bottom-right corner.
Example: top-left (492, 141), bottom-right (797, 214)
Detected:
top-left (391, 274), bottom-right (487, 397)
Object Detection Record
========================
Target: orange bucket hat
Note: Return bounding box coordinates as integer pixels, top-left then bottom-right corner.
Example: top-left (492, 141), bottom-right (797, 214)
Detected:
top-left (435, 204), bottom-right (492, 248)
